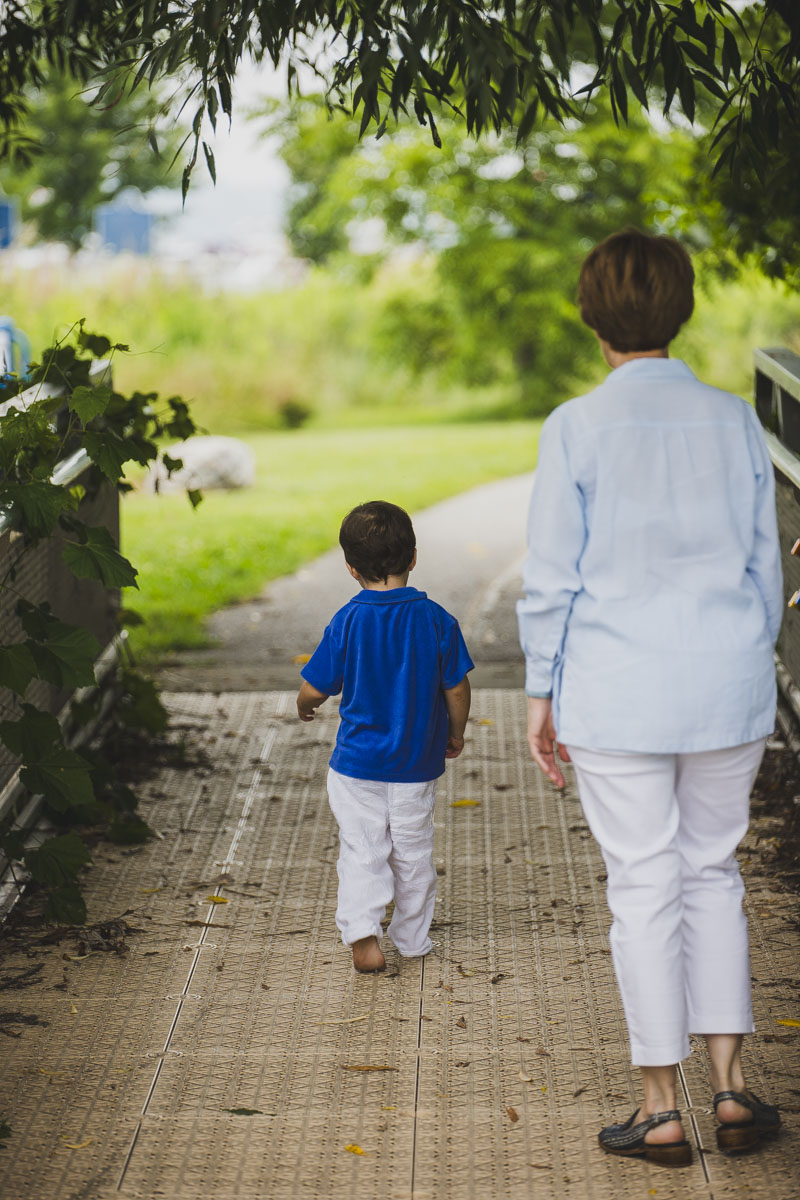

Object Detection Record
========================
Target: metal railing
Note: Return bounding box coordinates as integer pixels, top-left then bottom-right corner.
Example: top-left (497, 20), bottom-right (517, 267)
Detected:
top-left (754, 347), bottom-right (800, 733)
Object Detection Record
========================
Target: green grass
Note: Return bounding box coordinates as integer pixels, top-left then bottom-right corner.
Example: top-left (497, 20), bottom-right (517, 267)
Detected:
top-left (123, 422), bottom-right (542, 661)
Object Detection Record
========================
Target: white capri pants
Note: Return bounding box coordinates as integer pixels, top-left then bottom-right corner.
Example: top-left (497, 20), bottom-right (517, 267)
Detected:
top-left (327, 768), bottom-right (438, 957)
top-left (567, 739), bottom-right (766, 1067)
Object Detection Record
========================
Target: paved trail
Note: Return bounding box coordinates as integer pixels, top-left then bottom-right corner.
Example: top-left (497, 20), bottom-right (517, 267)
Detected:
top-left (155, 473), bottom-right (535, 693)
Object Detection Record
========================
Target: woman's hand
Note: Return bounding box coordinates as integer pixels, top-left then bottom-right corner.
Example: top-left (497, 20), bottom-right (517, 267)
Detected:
top-left (526, 697), bottom-right (570, 788)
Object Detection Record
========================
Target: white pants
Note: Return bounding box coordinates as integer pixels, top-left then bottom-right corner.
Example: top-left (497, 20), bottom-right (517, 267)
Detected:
top-left (326, 768), bottom-right (438, 956)
top-left (567, 740), bottom-right (765, 1067)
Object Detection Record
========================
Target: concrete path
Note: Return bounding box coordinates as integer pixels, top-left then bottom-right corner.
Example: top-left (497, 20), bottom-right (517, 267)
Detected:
top-left (0, 690), bottom-right (797, 1200)
top-left (155, 473), bottom-right (534, 693)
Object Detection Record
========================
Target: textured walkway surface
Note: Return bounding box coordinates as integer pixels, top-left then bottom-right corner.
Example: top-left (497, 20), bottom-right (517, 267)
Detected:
top-left (1, 690), bottom-right (798, 1200)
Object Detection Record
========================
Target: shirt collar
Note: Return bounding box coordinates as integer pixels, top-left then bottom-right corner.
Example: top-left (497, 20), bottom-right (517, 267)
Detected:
top-left (607, 357), bottom-right (696, 382)
top-left (352, 586), bottom-right (427, 605)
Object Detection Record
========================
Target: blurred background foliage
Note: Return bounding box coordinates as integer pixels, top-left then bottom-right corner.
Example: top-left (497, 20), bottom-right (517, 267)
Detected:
top-left (0, 71), bottom-right (181, 250)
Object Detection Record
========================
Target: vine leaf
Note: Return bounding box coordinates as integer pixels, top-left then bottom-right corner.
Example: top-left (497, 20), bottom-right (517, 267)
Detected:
top-left (0, 481), bottom-right (73, 539)
top-left (0, 643), bottom-right (37, 695)
top-left (28, 626), bottom-right (101, 690)
top-left (45, 883), bottom-right (88, 926)
top-left (69, 383), bottom-right (112, 424)
top-left (0, 703), bottom-right (61, 758)
top-left (21, 748), bottom-right (96, 811)
top-left (24, 832), bottom-right (92, 887)
top-left (63, 526), bottom-right (139, 589)
top-left (83, 429), bottom-right (130, 480)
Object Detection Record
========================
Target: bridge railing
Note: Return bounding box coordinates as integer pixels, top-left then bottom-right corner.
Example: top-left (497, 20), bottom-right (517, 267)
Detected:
top-left (754, 347), bottom-right (800, 726)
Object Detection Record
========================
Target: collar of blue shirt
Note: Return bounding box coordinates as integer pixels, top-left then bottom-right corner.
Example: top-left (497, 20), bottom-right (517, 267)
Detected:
top-left (352, 586), bottom-right (427, 605)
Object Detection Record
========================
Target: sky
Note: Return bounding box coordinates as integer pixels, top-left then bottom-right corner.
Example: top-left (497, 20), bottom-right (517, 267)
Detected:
top-left (147, 61), bottom-right (293, 282)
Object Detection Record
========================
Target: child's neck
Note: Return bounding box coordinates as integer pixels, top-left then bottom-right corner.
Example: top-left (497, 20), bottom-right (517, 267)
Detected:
top-left (360, 570), bottom-right (411, 592)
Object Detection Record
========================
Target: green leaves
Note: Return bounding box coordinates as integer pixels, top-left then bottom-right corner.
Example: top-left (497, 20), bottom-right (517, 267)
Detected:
top-left (69, 382), bottom-right (112, 423)
top-left (21, 747), bottom-right (96, 812)
top-left (0, 643), bottom-right (37, 695)
top-left (0, 481), bottom-right (74, 539)
top-left (62, 525), bottom-right (139, 589)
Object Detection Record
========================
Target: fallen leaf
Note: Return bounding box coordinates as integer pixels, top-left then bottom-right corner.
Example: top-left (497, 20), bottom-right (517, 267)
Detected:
top-left (776, 1018), bottom-right (800, 1028)
top-left (381, 1106), bottom-right (397, 1111)
top-left (573, 1086), bottom-right (587, 1099)
top-left (478, 719), bottom-right (494, 726)
top-left (344, 1144), bottom-right (366, 1155)
top-left (457, 964), bottom-right (475, 977)
top-left (506, 1107), bottom-right (519, 1123)
top-left (223, 1107), bottom-right (263, 1116)
top-left (493, 783), bottom-right (512, 791)
top-left (451, 799), bottom-right (480, 808)
top-left (292, 653), bottom-right (312, 664)
top-left (529, 1163), bottom-right (550, 1169)
top-left (315, 1016), bottom-right (369, 1025)
top-left (455, 1015), bottom-right (467, 1029)
top-left (205, 895), bottom-right (229, 904)
top-left (535, 1047), bottom-right (549, 1057)
top-left (517, 1036), bottom-right (531, 1043)
top-left (518, 1071), bottom-right (534, 1083)
top-left (491, 973), bottom-right (507, 984)
top-left (60, 1136), bottom-right (92, 1149)
top-left (454, 1061), bottom-right (470, 1067)
top-left (342, 1065), bottom-right (398, 1072)
top-left (69, 1004), bottom-right (78, 1015)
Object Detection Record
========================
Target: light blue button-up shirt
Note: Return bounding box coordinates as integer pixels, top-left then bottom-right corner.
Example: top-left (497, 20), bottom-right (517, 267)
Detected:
top-left (517, 357), bottom-right (782, 752)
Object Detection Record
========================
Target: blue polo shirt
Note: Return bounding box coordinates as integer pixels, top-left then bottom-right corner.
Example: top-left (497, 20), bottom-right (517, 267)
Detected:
top-left (302, 587), bottom-right (474, 783)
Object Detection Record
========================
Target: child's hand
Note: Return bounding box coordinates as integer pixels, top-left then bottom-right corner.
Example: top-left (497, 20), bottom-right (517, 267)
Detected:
top-left (445, 734), bottom-right (465, 759)
top-left (296, 681), bottom-right (329, 722)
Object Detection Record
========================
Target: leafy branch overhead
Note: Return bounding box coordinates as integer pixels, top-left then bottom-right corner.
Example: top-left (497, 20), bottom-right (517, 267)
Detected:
top-left (0, 2), bottom-right (797, 194)
top-left (0, 323), bottom-right (197, 923)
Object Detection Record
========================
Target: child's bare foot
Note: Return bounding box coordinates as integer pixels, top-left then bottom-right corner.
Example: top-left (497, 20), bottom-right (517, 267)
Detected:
top-left (352, 936), bottom-right (386, 973)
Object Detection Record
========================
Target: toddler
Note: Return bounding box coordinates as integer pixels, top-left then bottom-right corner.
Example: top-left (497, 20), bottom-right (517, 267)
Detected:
top-left (297, 500), bottom-right (473, 972)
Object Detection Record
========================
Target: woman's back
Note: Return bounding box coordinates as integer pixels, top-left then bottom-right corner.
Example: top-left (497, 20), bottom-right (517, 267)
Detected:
top-left (520, 356), bottom-right (782, 752)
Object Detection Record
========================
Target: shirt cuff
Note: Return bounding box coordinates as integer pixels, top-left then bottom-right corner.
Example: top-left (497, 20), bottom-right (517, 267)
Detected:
top-left (526, 690), bottom-right (552, 699)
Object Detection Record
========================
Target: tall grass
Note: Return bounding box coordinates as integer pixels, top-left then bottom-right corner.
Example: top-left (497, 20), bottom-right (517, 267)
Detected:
top-left (2, 256), bottom-right (798, 436)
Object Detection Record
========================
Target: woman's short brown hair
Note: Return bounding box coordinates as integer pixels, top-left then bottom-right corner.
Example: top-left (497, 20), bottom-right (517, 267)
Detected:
top-left (578, 228), bottom-right (694, 352)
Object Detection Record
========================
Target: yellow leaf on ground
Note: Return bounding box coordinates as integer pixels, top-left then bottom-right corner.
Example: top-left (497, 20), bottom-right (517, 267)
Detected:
top-left (292, 653), bottom-right (312, 664)
top-left (139, 887), bottom-right (162, 894)
top-left (381, 1106), bottom-right (397, 1111)
top-left (506, 1107), bottom-right (519, 1123)
top-left (60, 1137), bottom-right (92, 1149)
top-left (344, 1144), bottom-right (366, 1155)
top-left (478, 719), bottom-right (494, 726)
top-left (205, 895), bottom-right (229, 904)
top-left (451, 799), bottom-right (481, 808)
top-left (776, 1018), bottom-right (800, 1027)
top-left (69, 1004), bottom-right (77, 1015)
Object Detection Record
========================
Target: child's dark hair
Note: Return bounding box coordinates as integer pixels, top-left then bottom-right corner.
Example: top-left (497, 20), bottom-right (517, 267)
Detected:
top-left (339, 500), bottom-right (416, 582)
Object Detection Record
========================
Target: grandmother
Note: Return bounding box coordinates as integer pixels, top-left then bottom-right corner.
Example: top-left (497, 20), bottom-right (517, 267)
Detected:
top-left (518, 228), bottom-right (783, 1167)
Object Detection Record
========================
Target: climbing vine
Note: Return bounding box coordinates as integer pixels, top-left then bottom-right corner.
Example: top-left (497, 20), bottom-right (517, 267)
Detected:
top-left (0, 322), bottom-right (199, 923)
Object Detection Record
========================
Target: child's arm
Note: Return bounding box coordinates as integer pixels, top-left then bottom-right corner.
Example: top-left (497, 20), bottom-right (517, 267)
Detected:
top-left (297, 680), bottom-right (329, 722)
top-left (443, 675), bottom-right (471, 759)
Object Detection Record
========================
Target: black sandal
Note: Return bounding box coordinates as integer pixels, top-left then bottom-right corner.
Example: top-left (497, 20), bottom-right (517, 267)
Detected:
top-left (713, 1090), bottom-right (781, 1153)
top-left (598, 1108), bottom-right (692, 1167)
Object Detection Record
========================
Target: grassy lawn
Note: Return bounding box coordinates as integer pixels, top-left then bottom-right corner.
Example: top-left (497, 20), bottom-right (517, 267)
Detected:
top-left (123, 422), bottom-right (542, 661)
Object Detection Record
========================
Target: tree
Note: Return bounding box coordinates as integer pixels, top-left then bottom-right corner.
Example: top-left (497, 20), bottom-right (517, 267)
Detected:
top-left (0, 71), bottom-right (182, 249)
top-left (0, 3), bottom-right (798, 273)
top-left (266, 95), bottom-right (699, 407)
